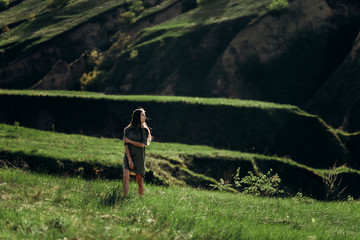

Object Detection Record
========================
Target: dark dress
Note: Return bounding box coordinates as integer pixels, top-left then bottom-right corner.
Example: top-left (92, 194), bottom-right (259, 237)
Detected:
top-left (123, 126), bottom-right (148, 176)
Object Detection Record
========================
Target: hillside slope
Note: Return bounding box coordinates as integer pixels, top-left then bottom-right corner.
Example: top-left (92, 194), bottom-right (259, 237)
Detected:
top-left (99, 0), bottom-right (360, 106)
top-left (0, 0), bottom-right (184, 88)
top-left (1, 0), bottom-right (360, 131)
top-left (2, 123), bottom-right (360, 199)
top-left (0, 90), bottom-right (357, 171)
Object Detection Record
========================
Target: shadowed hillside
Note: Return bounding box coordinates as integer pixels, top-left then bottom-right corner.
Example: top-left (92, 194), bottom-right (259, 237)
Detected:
top-left (1, 0), bottom-right (360, 131)
top-left (0, 90), bottom-right (358, 171)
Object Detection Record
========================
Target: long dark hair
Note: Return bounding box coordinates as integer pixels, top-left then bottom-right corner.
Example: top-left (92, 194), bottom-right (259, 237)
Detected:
top-left (127, 108), bottom-right (152, 144)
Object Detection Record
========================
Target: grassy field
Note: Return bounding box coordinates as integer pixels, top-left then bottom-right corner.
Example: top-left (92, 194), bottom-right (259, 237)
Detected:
top-left (0, 122), bottom-right (309, 186)
top-left (1, 122), bottom-right (360, 199)
top-left (0, 89), bottom-right (355, 171)
top-left (1, 167), bottom-right (360, 239)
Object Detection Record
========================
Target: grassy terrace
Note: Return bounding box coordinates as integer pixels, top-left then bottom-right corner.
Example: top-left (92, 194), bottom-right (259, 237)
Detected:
top-left (0, 89), bottom-right (300, 110)
top-left (1, 168), bottom-right (360, 239)
top-left (0, 122), bottom-right (305, 167)
top-left (1, 90), bottom-right (359, 197)
top-left (1, 122), bottom-right (359, 192)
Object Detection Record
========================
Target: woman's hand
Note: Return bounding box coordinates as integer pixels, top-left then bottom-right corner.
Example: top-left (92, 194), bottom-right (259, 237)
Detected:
top-left (128, 159), bottom-right (134, 170)
top-left (123, 136), bottom-right (131, 143)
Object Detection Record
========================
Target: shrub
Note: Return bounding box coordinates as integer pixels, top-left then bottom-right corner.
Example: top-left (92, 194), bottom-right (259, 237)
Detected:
top-left (323, 165), bottom-right (347, 200)
top-left (211, 168), bottom-right (284, 197)
top-left (80, 68), bottom-right (106, 91)
top-left (46, 0), bottom-right (70, 9)
top-left (14, 121), bottom-right (20, 129)
top-left (209, 178), bottom-right (232, 192)
top-left (119, 0), bottom-right (144, 28)
top-left (234, 168), bottom-right (284, 196)
top-left (267, 0), bottom-right (289, 13)
top-left (86, 49), bottom-right (103, 68)
top-left (28, 13), bottom-right (36, 21)
top-left (119, 11), bottom-right (136, 27)
top-left (127, 0), bottom-right (144, 15)
top-left (0, 0), bottom-right (9, 10)
top-left (99, 32), bottom-right (132, 69)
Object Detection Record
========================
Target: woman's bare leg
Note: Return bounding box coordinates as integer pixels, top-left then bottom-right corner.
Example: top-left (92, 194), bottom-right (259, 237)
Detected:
top-left (123, 169), bottom-right (130, 195)
top-left (136, 174), bottom-right (144, 195)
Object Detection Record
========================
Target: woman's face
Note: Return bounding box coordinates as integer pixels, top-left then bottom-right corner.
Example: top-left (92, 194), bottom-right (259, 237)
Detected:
top-left (140, 111), bottom-right (146, 123)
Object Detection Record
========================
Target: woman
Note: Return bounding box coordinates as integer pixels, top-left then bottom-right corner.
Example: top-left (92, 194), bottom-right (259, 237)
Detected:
top-left (123, 108), bottom-right (152, 195)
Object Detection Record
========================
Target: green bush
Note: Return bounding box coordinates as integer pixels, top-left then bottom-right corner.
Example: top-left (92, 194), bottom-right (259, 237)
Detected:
top-left (80, 68), bottom-right (106, 91)
top-left (119, 11), bottom-right (136, 27)
top-left (127, 0), bottom-right (144, 15)
top-left (211, 168), bottom-right (284, 196)
top-left (267, 0), bottom-right (289, 13)
top-left (46, 0), bottom-right (70, 9)
top-left (0, 0), bottom-right (9, 10)
top-left (234, 168), bottom-right (284, 196)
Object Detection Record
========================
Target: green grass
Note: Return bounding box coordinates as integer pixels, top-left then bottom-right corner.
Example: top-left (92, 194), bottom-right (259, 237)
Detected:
top-left (1, 168), bottom-right (360, 239)
top-left (0, 89), bottom-right (300, 110)
top-left (0, 121), bottom-right (313, 171)
top-left (0, 89), bottom-right (354, 171)
top-left (2, 122), bottom-right (360, 200)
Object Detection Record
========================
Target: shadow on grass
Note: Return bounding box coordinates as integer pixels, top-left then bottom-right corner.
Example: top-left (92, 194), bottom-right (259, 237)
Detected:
top-left (0, 150), bottom-right (164, 185)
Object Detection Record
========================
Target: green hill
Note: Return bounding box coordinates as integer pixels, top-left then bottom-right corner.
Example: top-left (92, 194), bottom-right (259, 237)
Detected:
top-left (1, 90), bottom-right (360, 199)
top-left (1, 90), bottom-right (357, 170)
top-left (1, 0), bottom-right (360, 131)
top-left (2, 122), bottom-right (360, 199)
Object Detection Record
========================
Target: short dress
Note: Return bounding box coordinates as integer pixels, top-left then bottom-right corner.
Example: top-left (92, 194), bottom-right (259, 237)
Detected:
top-left (123, 126), bottom-right (148, 176)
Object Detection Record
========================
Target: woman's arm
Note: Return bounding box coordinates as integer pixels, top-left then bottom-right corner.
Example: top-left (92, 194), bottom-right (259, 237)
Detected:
top-left (123, 137), bottom-right (145, 148)
top-left (124, 144), bottom-right (134, 170)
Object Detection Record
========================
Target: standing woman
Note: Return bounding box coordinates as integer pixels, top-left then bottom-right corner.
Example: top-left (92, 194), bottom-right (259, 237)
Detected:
top-left (123, 108), bottom-right (152, 195)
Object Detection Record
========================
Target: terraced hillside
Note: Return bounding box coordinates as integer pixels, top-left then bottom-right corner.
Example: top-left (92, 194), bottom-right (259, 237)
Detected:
top-left (1, 122), bottom-right (360, 199)
top-left (1, 0), bottom-right (360, 132)
top-left (0, 0), bottom-right (183, 88)
top-left (1, 90), bottom-right (360, 199)
top-left (1, 89), bottom-right (357, 168)
top-left (1, 1), bottom-right (360, 238)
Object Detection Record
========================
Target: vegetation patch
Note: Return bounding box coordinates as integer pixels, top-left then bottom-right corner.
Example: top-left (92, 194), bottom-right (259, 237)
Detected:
top-left (0, 0), bottom-right (126, 64)
top-left (1, 123), bottom-right (359, 199)
top-left (267, 0), bottom-right (288, 13)
top-left (0, 90), bottom-right (354, 171)
top-left (1, 168), bottom-right (360, 239)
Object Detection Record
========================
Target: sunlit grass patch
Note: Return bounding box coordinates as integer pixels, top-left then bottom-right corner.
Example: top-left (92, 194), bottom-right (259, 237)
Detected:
top-left (0, 89), bottom-right (298, 109)
top-left (1, 168), bottom-right (360, 239)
